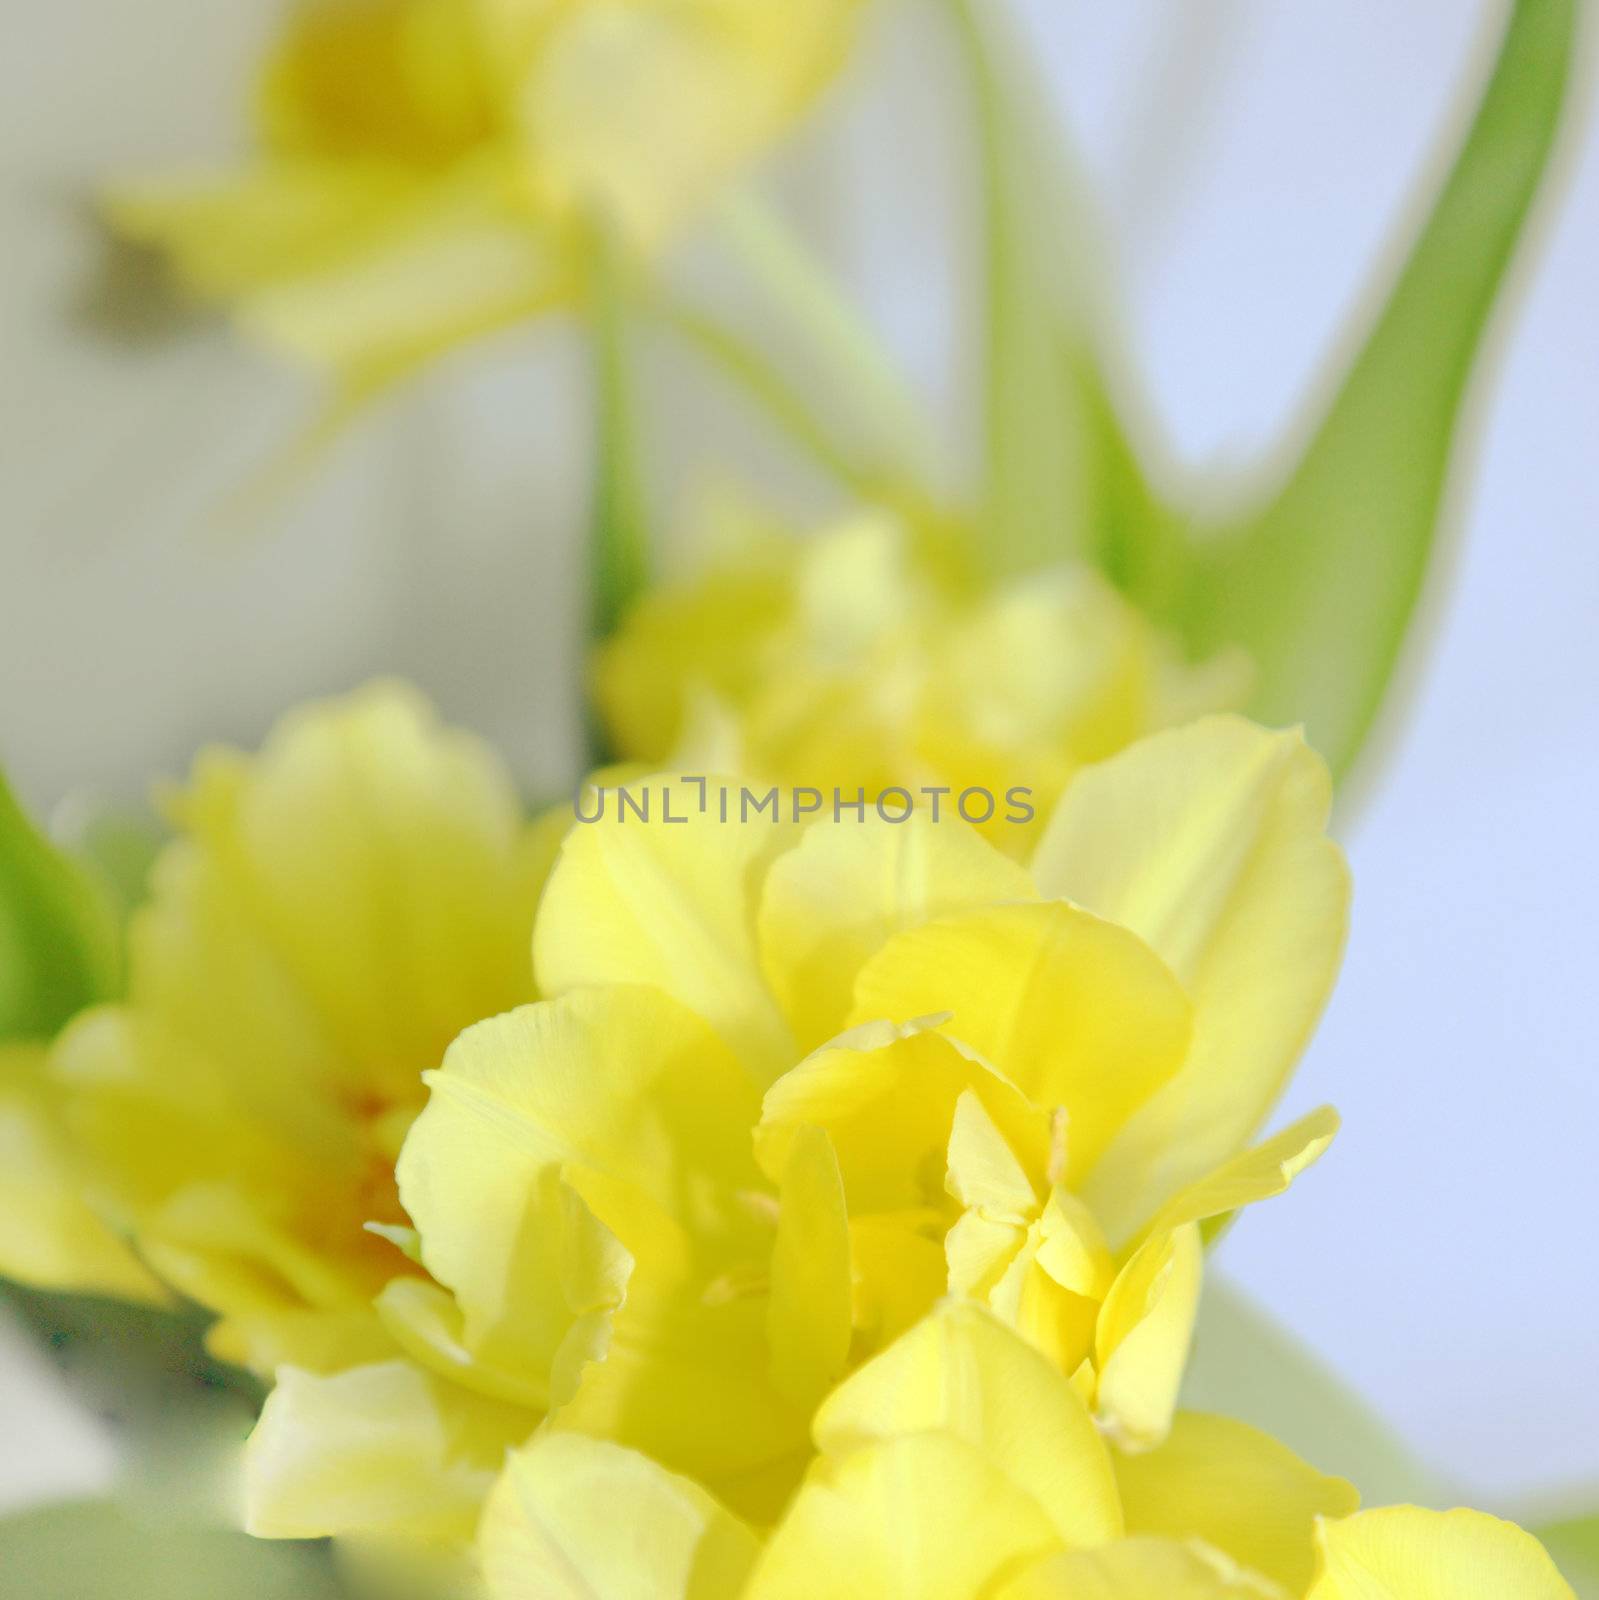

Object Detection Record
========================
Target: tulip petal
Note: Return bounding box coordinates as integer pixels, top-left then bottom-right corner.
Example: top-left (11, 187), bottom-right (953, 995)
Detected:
top-left (767, 1124), bottom-right (852, 1409)
top-left (1033, 718), bottom-right (1347, 1238)
top-left (1308, 1506), bottom-right (1575, 1599)
top-left (0, 1043), bottom-right (160, 1299)
top-left (1116, 1412), bottom-right (1358, 1594)
top-left (813, 1300), bottom-right (1122, 1549)
top-left (245, 1360), bottom-right (531, 1542)
top-left (998, 1536), bottom-right (1287, 1599)
top-left (398, 987), bottom-right (761, 1402)
top-left (110, 165), bottom-right (573, 397)
top-left (757, 1018), bottom-right (1043, 1214)
top-left (745, 1432), bottom-right (1059, 1600)
top-left (759, 812), bottom-right (1034, 1053)
top-left (850, 901), bottom-right (1190, 1183)
top-left (1094, 1223), bottom-right (1203, 1450)
top-left (535, 779), bottom-right (794, 1079)
top-left (478, 1433), bottom-right (759, 1600)
top-left (1145, 1107), bottom-right (1339, 1245)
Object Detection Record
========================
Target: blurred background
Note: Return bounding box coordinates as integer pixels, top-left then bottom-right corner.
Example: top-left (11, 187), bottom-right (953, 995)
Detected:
top-left (2, 0), bottom-right (1596, 1535)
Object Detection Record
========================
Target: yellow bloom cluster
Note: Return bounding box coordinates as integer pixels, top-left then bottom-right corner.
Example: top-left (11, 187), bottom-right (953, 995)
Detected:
top-left (23, 685), bottom-right (558, 1373)
top-left (479, 1303), bottom-right (1572, 1599)
top-left (233, 707), bottom-right (1345, 1560)
top-left (7, 684), bottom-right (1572, 1596)
top-left (108, 0), bottom-right (862, 388)
top-left (596, 511), bottom-right (1250, 854)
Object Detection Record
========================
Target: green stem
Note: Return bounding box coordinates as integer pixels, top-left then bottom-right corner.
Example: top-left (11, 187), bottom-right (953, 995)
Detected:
top-left (657, 299), bottom-right (897, 504)
top-left (945, 0), bottom-right (1093, 577)
top-left (584, 231), bottom-right (650, 767)
top-left (586, 232), bottom-right (649, 645)
top-left (715, 193), bottom-right (940, 494)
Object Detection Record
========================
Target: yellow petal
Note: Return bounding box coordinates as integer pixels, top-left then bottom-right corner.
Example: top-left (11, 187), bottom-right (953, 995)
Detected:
top-left (240, 176), bottom-right (573, 397)
top-left (767, 1124), bottom-right (852, 1410)
top-left (946, 1088), bottom-right (1036, 1222)
top-left (106, 165), bottom-right (430, 297)
top-left (551, 1276), bottom-right (809, 1526)
top-left (397, 986), bottom-right (760, 1404)
top-left (758, 811), bottom-right (1034, 1053)
top-left (1094, 1223), bottom-right (1203, 1450)
top-left (245, 1359), bottom-right (532, 1542)
top-left (849, 1211), bottom-right (951, 1353)
top-left (503, 0), bottom-right (863, 253)
top-left (757, 1017), bottom-right (1043, 1216)
top-left (0, 1043), bottom-right (161, 1300)
top-left (479, 1433), bottom-right (759, 1600)
top-left (999, 1537), bottom-right (1287, 1600)
top-left (534, 779), bottom-right (794, 1080)
top-left (813, 1300), bottom-right (1122, 1550)
top-left (746, 1432), bottom-right (1059, 1600)
top-left (1117, 1412), bottom-right (1358, 1594)
top-left (1144, 1106), bottom-right (1340, 1245)
top-left (1033, 717), bottom-right (1348, 1239)
top-left (850, 901), bottom-right (1191, 1184)
top-left (1309, 1507), bottom-right (1576, 1599)
top-left (375, 1277), bottom-right (551, 1411)
top-left (151, 679), bottom-right (543, 1107)
top-left (258, 0), bottom-right (501, 166)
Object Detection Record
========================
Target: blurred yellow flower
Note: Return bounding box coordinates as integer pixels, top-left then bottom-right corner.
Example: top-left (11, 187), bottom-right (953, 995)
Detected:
top-left (244, 714), bottom-right (1346, 1551)
top-left (105, 0), bottom-right (862, 391)
top-left (43, 682), bottom-right (556, 1375)
top-left (595, 511), bottom-right (1249, 854)
top-left (477, 1300), bottom-right (1572, 1600)
top-left (0, 1042), bottom-right (160, 1300)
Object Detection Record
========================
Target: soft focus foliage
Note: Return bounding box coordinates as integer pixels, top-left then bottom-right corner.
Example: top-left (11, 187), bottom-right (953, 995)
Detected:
top-left (32, 684), bottom-right (555, 1375)
top-left (595, 509), bottom-right (1248, 853)
top-left (0, 770), bottom-right (121, 1042)
top-left (103, 0), bottom-right (862, 393)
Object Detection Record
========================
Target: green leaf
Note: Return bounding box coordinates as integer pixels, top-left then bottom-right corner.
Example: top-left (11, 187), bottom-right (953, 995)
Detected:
top-left (0, 1502), bottom-right (343, 1600)
top-left (1181, 1274), bottom-right (1446, 1508)
top-left (946, 0), bottom-right (1096, 577)
top-left (586, 229), bottom-right (650, 649)
top-left (1154, 0), bottom-right (1577, 781)
top-left (0, 770), bottom-right (122, 1040)
top-left (1529, 1513), bottom-right (1599, 1598)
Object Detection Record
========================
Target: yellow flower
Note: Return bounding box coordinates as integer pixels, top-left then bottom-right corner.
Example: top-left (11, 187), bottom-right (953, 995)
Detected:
top-left (1307, 1507), bottom-right (1576, 1600)
top-left (595, 511), bottom-right (1250, 854)
top-left (45, 682), bottom-right (556, 1375)
top-left (0, 1042), bottom-right (160, 1300)
top-left (475, 1302), bottom-right (1572, 1600)
top-left (244, 713), bottom-right (1346, 1548)
top-left (106, 0), bottom-right (862, 391)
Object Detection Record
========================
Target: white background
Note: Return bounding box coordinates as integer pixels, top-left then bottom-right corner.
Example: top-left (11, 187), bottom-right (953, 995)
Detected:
top-left (2, 0), bottom-right (1596, 1518)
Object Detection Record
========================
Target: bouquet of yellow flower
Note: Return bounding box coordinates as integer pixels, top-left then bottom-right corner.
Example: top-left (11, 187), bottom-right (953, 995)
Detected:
top-left (0, 0), bottom-right (1591, 1597)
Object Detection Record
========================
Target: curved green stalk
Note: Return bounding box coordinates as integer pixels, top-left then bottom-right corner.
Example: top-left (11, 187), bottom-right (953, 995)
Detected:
top-left (655, 300), bottom-right (942, 531)
top-left (1164, 0), bottom-right (1579, 782)
top-left (946, 0), bottom-right (1096, 577)
top-left (657, 300), bottom-right (882, 497)
top-left (715, 194), bottom-right (940, 496)
top-left (586, 231), bottom-right (650, 650)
